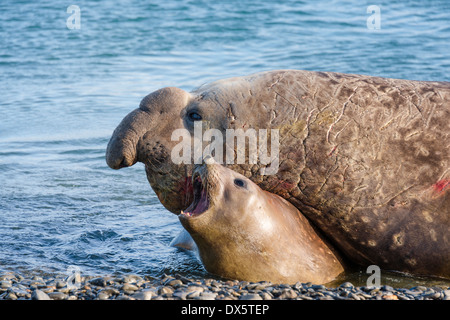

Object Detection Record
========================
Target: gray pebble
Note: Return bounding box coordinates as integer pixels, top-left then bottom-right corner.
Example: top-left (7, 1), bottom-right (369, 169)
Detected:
top-left (97, 292), bottom-right (110, 300)
top-left (279, 289), bottom-right (298, 299)
top-left (12, 288), bottom-right (29, 297)
top-left (89, 277), bottom-right (107, 287)
top-left (132, 289), bottom-right (155, 300)
top-left (240, 293), bottom-right (262, 300)
top-left (260, 292), bottom-right (272, 300)
top-left (186, 285), bottom-right (204, 293)
top-left (349, 293), bottom-right (361, 300)
top-left (247, 282), bottom-right (271, 291)
top-left (318, 295), bottom-right (335, 300)
top-left (424, 292), bottom-right (441, 299)
top-left (173, 291), bottom-right (188, 300)
top-left (48, 292), bottom-right (68, 300)
top-left (186, 291), bottom-right (201, 299)
top-left (5, 292), bottom-right (18, 300)
top-left (195, 292), bottom-right (218, 300)
top-left (0, 281), bottom-right (12, 289)
top-left (0, 274), bottom-right (16, 281)
top-left (99, 287), bottom-right (120, 296)
top-left (40, 286), bottom-right (55, 294)
top-left (413, 286), bottom-right (427, 291)
top-left (121, 274), bottom-right (144, 284)
top-left (158, 286), bottom-right (173, 295)
top-left (311, 284), bottom-right (326, 290)
top-left (166, 279), bottom-right (183, 287)
top-left (57, 286), bottom-right (71, 293)
top-left (339, 282), bottom-right (354, 288)
top-left (116, 294), bottom-right (134, 300)
top-left (32, 289), bottom-right (51, 300)
top-left (443, 289), bottom-right (450, 298)
top-left (122, 283), bottom-right (139, 292)
top-left (382, 285), bottom-right (394, 292)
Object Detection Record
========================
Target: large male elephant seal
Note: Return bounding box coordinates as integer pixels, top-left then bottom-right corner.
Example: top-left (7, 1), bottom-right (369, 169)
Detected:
top-left (106, 70), bottom-right (450, 279)
top-left (178, 157), bottom-right (345, 284)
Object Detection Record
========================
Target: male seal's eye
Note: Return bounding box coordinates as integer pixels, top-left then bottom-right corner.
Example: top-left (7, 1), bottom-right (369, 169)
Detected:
top-left (234, 178), bottom-right (246, 188)
top-left (188, 111), bottom-right (202, 121)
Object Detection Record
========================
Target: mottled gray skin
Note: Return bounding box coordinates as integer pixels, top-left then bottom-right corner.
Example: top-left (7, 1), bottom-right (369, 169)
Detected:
top-left (106, 70), bottom-right (450, 279)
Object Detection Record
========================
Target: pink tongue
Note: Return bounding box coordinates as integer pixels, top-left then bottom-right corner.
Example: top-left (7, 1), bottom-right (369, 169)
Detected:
top-left (192, 189), bottom-right (208, 214)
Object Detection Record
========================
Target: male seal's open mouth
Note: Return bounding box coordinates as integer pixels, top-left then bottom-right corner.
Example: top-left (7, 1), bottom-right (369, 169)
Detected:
top-left (181, 170), bottom-right (210, 217)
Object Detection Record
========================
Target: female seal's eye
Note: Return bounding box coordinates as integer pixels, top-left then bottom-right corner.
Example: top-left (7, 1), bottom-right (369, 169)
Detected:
top-left (234, 178), bottom-right (246, 188)
top-left (188, 111), bottom-right (202, 121)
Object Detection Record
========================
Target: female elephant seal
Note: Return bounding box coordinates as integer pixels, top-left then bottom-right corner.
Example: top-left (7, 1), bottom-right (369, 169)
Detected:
top-left (178, 157), bottom-right (345, 284)
top-left (106, 69), bottom-right (450, 279)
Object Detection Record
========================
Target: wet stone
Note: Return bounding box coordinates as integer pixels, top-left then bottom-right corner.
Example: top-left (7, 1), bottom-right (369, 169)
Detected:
top-left (99, 287), bottom-right (120, 296)
top-left (121, 274), bottom-right (144, 284)
top-left (174, 274), bottom-right (192, 284)
top-left (424, 292), bottom-right (441, 299)
top-left (132, 289), bottom-right (155, 300)
top-left (349, 293), bottom-right (361, 300)
top-left (279, 289), bottom-right (298, 299)
top-left (211, 280), bottom-right (223, 288)
top-left (116, 294), bottom-right (134, 300)
top-left (173, 291), bottom-right (188, 300)
top-left (5, 292), bottom-right (18, 300)
top-left (158, 286), bottom-right (174, 296)
top-left (186, 291), bottom-right (201, 299)
top-left (412, 286), bottom-right (428, 291)
top-left (166, 279), bottom-right (183, 287)
top-left (0, 281), bottom-right (12, 289)
top-left (381, 285), bottom-right (394, 292)
top-left (260, 292), bottom-right (272, 300)
top-left (89, 277), bottom-right (107, 287)
top-left (240, 293), bottom-right (262, 300)
top-left (12, 288), bottom-right (30, 298)
top-left (339, 282), bottom-right (354, 289)
top-left (195, 292), bottom-right (218, 300)
top-left (0, 274), bottom-right (17, 281)
top-left (122, 283), bottom-right (139, 292)
top-left (48, 292), bottom-right (68, 300)
top-left (97, 292), bottom-right (110, 300)
top-left (382, 294), bottom-right (399, 300)
top-left (186, 285), bottom-right (204, 293)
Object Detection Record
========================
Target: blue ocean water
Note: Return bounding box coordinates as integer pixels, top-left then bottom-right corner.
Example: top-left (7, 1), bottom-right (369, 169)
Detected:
top-left (0, 0), bottom-right (449, 284)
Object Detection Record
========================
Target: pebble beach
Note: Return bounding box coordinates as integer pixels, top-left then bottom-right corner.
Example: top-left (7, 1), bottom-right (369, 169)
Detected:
top-left (1, 272), bottom-right (449, 301)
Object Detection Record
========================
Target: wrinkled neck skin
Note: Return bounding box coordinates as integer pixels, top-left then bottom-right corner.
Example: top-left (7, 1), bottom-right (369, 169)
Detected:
top-left (179, 164), bottom-right (345, 285)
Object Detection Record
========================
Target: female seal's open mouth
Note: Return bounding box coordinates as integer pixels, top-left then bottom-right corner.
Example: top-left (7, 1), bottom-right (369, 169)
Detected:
top-left (181, 171), bottom-right (209, 217)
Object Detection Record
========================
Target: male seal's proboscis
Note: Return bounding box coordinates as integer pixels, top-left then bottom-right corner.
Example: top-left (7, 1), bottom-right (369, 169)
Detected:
top-left (106, 70), bottom-right (450, 279)
top-left (178, 157), bottom-right (345, 284)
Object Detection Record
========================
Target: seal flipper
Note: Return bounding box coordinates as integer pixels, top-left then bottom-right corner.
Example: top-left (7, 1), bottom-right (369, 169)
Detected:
top-left (170, 228), bottom-right (198, 252)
